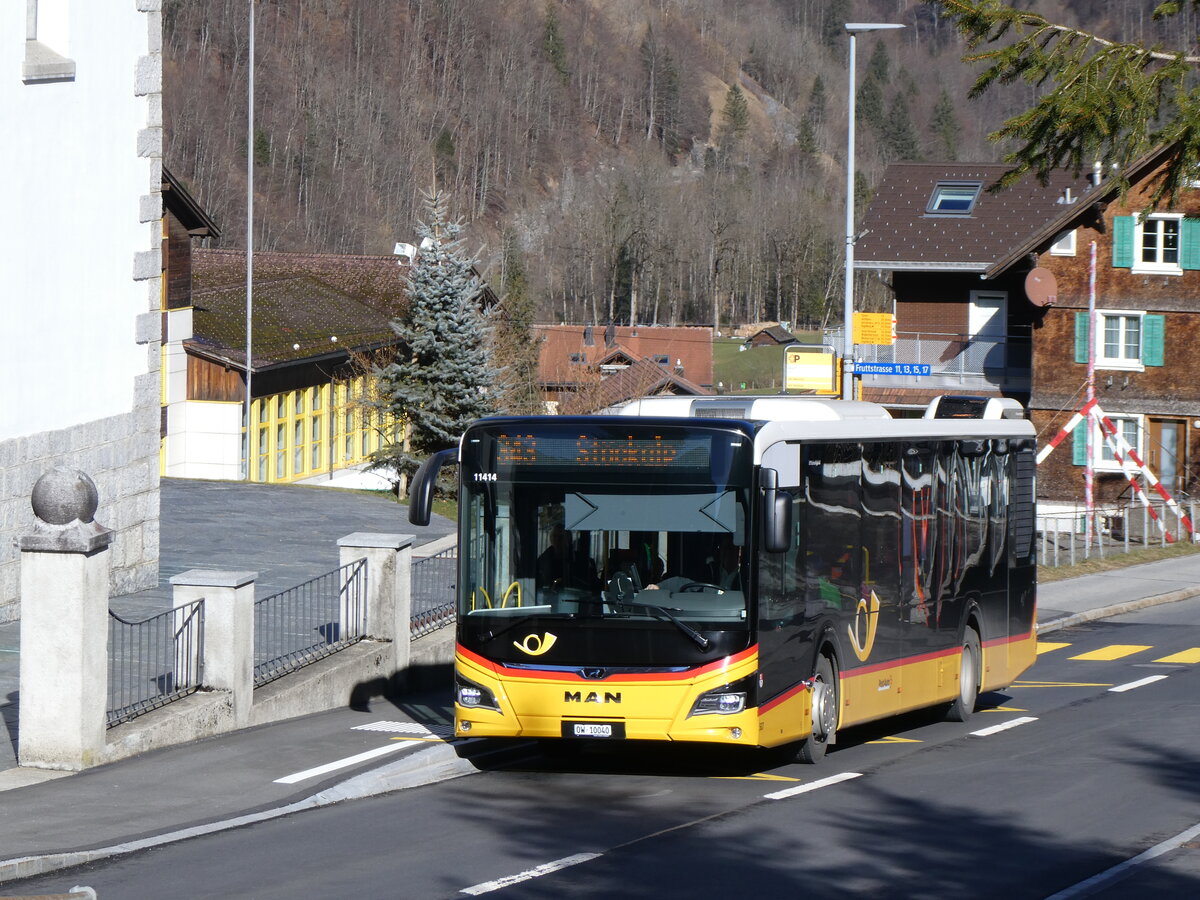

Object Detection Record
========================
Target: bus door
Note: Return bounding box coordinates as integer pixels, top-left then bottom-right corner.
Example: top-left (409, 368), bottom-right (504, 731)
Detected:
top-left (900, 443), bottom-right (943, 660)
top-left (858, 442), bottom-right (903, 674)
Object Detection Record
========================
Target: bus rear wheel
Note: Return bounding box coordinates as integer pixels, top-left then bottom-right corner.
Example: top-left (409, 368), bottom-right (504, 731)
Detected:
top-left (797, 654), bottom-right (837, 764)
top-left (945, 628), bottom-right (981, 723)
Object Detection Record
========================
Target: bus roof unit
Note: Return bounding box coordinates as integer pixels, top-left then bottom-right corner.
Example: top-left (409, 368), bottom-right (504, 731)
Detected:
top-left (619, 395), bottom-right (893, 422)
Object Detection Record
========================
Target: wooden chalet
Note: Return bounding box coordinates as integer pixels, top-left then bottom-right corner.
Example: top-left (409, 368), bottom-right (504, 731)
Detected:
top-left (857, 149), bottom-right (1200, 502)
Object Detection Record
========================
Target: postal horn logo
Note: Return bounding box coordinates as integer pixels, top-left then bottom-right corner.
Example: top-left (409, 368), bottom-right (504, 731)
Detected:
top-left (847, 590), bottom-right (880, 662)
top-left (514, 632), bottom-right (557, 656)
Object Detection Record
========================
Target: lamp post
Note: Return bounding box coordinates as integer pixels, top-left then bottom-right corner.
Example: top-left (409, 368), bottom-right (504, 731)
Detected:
top-left (842, 22), bottom-right (904, 400)
top-left (243, 0), bottom-right (255, 479)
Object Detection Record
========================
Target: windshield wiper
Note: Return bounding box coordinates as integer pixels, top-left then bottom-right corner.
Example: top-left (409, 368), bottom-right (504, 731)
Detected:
top-left (560, 595), bottom-right (710, 651)
top-left (624, 599), bottom-right (711, 651)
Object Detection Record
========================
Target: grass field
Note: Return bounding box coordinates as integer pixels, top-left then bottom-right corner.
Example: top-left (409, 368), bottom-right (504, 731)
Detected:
top-left (713, 334), bottom-right (822, 393)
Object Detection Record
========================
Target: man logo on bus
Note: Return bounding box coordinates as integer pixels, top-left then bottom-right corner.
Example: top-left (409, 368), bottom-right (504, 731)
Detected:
top-left (514, 632), bottom-right (557, 656)
top-left (848, 590), bottom-right (881, 662)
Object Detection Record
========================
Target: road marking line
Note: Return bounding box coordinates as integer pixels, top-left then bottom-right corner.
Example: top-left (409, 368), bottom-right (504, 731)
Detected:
top-left (1155, 647), bottom-right (1200, 664)
top-left (460, 852), bottom-right (602, 895)
top-left (764, 771), bottom-right (862, 800)
top-left (982, 706), bottom-right (1027, 713)
top-left (1036, 641), bottom-right (1071, 654)
top-left (971, 716), bottom-right (1038, 737)
top-left (1012, 680), bottom-right (1112, 688)
top-left (867, 736), bottom-right (922, 744)
top-left (273, 741), bottom-right (420, 784)
top-left (1108, 675), bottom-right (1169, 693)
top-left (1043, 820), bottom-right (1200, 900)
top-left (716, 773), bottom-right (801, 782)
top-left (1069, 644), bottom-right (1152, 661)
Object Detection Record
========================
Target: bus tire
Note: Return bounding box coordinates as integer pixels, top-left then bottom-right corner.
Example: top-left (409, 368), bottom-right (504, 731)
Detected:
top-left (797, 654), bottom-right (838, 764)
top-left (945, 627), bottom-right (981, 723)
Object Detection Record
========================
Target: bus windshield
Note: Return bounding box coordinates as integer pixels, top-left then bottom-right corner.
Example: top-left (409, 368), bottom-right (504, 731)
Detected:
top-left (458, 421), bottom-right (754, 639)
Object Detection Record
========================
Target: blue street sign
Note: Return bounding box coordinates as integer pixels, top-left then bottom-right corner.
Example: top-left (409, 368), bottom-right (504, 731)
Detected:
top-left (854, 362), bottom-right (931, 376)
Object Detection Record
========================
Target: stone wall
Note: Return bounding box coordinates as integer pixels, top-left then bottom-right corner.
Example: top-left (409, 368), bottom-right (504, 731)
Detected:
top-left (0, 408), bottom-right (160, 623)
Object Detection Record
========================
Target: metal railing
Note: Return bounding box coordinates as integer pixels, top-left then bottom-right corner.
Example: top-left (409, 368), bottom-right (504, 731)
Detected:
top-left (108, 598), bottom-right (204, 728)
top-left (253, 557), bottom-right (367, 687)
top-left (824, 328), bottom-right (1031, 377)
top-left (411, 545), bottom-right (457, 637)
top-left (1037, 500), bottom-right (1198, 567)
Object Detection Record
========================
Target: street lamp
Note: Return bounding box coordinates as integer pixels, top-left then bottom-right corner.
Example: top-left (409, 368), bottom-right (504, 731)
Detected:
top-left (842, 22), bottom-right (904, 400)
top-left (243, 0), bottom-right (255, 479)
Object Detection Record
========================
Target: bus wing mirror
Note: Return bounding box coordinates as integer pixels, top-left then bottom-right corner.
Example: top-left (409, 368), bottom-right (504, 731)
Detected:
top-left (408, 448), bottom-right (459, 526)
top-left (760, 467), bottom-right (792, 554)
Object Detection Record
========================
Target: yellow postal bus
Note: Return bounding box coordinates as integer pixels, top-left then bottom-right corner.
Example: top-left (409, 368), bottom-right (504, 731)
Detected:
top-left (409, 395), bottom-right (1037, 763)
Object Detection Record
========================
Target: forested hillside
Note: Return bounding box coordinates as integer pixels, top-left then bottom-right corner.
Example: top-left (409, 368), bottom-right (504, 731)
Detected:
top-left (163, 0), bottom-right (1170, 331)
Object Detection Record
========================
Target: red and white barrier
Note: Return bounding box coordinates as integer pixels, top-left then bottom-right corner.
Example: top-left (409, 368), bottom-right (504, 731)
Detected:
top-left (1037, 399), bottom-right (1195, 542)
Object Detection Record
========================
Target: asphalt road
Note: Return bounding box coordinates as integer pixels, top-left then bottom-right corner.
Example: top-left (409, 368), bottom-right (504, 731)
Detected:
top-left (8, 597), bottom-right (1199, 899)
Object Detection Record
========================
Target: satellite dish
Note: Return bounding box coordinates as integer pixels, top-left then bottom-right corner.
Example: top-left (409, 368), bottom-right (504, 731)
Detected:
top-left (1025, 267), bottom-right (1057, 307)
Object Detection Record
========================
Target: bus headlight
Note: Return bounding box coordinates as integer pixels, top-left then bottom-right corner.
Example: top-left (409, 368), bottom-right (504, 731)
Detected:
top-left (688, 676), bottom-right (754, 717)
top-left (456, 674), bottom-right (500, 711)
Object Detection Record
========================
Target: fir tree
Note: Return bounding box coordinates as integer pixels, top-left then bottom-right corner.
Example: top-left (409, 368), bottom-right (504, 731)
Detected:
top-left (493, 230), bottom-right (543, 415)
top-left (933, 0), bottom-right (1200, 202)
top-left (883, 92), bottom-right (922, 162)
top-left (856, 77), bottom-right (884, 131)
top-left (719, 83), bottom-right (751, 147)
top-left (806, 75), bottom-right (827, 136)
top-left (929, 88), bottom-right (961, 160)
top-left (543, 2), bottom-right (569, 84)
top-left (820, 0), bottom-right (851, 48)
top-left (866, 41), bottom-right (890, 84)
top-left (371, 189), bottom-right (496, 494)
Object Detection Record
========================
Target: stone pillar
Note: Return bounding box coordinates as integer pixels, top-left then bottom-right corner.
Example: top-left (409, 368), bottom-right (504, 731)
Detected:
top-left (19, 468), bottom-right (114, 770)
top-left (338, 533), bottom-right (413, 673)
top-left (170, 569), bottom-right (257, 727)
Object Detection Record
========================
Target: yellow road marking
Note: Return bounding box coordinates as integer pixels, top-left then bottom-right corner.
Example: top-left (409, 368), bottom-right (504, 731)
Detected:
top-left (1037, 642), bottom-right (1072, 655)
top-left (867, 736), bottom-right (922, 744)
top-left (1069, 644), bottom-right (1152, 661)
top-left (982, 706), bottom-right (1027, 713)
top-left (717, 773), bottom-right (801, 782)
top-left (1154, 648), bottom-right (1200, 664)
top-left (1012, 680), bottom-right (1113, 688)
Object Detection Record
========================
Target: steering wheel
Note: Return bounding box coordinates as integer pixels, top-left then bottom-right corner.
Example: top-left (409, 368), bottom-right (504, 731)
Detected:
top-left (679, 581), bottom-right (722, 593)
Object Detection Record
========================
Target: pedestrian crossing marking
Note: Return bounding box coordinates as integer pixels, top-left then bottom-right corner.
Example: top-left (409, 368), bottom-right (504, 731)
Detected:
top-left (1069, 644), bottom-right (1152, 661)
top-left (1154, 648), bottom-right (1200, 664)
top-left (1037, 642), bottom-right (1071, 654)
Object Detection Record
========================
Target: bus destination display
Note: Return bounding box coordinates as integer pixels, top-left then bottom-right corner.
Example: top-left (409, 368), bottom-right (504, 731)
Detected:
top-left (496, 433), bottom-right (709, 469)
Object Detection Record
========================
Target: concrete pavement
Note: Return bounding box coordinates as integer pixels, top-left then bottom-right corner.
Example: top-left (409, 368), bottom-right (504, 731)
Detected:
top-left (0, 477), bottom-right (456, 775)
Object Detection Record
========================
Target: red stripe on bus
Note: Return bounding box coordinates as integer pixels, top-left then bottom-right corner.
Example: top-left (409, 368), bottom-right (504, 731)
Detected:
top-left (456, 643), bottom-right (759, 683)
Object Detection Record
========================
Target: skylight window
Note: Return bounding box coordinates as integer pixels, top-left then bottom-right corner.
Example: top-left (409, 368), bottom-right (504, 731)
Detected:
top-left (927, 182), bottom-right (982, 214)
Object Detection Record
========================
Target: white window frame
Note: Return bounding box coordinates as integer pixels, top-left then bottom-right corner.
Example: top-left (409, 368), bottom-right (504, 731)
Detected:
top-left (1049, 229), bottom-right (1076, 256)
top-left (23, 0), bottom-right (75, 84)
top-left (1091, 414), bottom-right (1143, 472)
top-left (926, 182), bottom-right (982, 215)
top-left (1132, 212), bottom-right (1183, 275)
top-left (1096, 309), bottom-right (1146, 372)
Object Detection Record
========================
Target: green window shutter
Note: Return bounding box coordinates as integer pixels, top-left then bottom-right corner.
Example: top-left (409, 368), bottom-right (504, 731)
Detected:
top-left (1074, 312), bottom-right (1089, 363)
top-left (1072, 423), bottom-right (1087, 466)
top-left (1182, 219), bottom-right (1200, 269)
top-left (1143, 314), bottom-right (1165, 366)
top-left (1112, 216), bottom-right (1134, 268)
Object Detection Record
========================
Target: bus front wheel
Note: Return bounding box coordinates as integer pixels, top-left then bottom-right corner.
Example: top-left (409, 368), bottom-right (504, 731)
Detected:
top-left (797, 654), bottom-right (838, 764)
top-left (945, 628), bottom-right (981, 723)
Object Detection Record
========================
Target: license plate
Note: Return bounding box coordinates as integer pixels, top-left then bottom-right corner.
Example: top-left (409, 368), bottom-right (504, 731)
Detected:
top-left (562, 721), bottom-right (625, 739)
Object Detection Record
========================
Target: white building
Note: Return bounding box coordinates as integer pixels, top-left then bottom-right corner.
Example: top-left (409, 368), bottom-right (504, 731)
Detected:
top-left (0, 1), bottom-right (163, 619)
